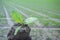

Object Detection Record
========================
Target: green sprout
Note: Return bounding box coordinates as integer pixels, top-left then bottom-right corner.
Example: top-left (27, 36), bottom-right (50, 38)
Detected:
top-left (11, 10), bottom-right (39, 35)
top-left (11, 10), bottom-right (38, 25)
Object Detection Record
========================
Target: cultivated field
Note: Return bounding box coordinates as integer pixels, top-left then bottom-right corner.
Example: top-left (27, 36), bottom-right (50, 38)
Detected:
top-left (0, 0), bottom-right (60, 40)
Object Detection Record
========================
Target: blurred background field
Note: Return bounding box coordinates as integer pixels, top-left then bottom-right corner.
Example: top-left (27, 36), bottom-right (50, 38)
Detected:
top-left (0, 0), bottom-right (60, 27)
top-left (0, 0), bottom-right (60, 40)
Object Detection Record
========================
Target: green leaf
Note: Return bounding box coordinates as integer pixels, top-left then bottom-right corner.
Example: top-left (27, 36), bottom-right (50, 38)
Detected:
top-left (11, 10), bottom-right (24, 23)
top-left (14, 26), bottom-right (21, 35)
